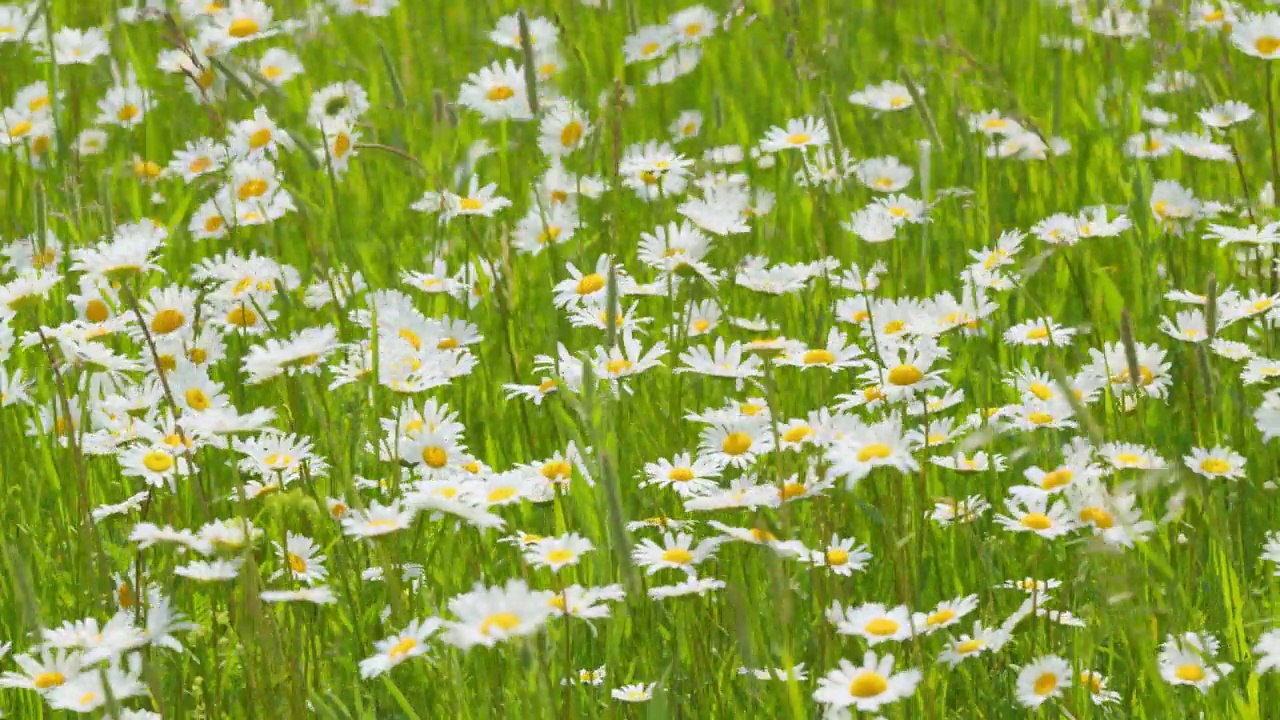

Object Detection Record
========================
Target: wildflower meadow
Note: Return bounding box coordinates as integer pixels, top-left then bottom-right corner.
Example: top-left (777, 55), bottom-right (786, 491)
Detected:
top-left (7, 0), bottom-right (1280, 717)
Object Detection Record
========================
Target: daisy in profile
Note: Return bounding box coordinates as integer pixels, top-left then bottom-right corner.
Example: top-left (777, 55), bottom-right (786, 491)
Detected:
top-left (802, 535), bottom-right (872, 577)
top-left (525, 533), bottom-right (594, 572)
top-left (457, 59), bottom-right (532, 122)
top-left (859, 337), bottom-right (949, 402)
top-left (1254, 629), bottom-right (1280, 674)
top-left (827, 602), bottom-right (915, 645)
top-left (669, 4), bottom-right (716, 43)
top-left (855, 156), bottom-right (914, 192)
top-left (1158, 632), bottom-right (1232, 692)
top-left (358, 618), bottom-right (443, 678)
top-left (341, 501), bottom-right (416, 539)
top-left (631, 532), bottom-right (719, 576)
top-left (272, 533), bottom-right (327, 585)
top-left (813, 651), bottom-right (921, 713)
top-left (698, 417), bottom-right (773, 468)
top-left (1079, 669), bottom-right (1121, 706)
top-left (1231, 12), bottom-right (1280, 60)
top-left (1004, 317), bottom-right (1076, 346)
top-left (937, 623), bottom-right (1009, 666)
top-left (777, 328), bottom-right (862, 370)
top-left (538, 99), bottom-right (592, 158)
top-left (993, 492), bottom-right (1078, 539)
top-left (440, 175), bottom-right (512, 225)
top-left (848, 80), bottom-right (916, 111)
top-left (612, 682), bottom-right (656, 703)
top-left (489, 12), bottom-right (558, 49)
top-left (1184, 445), bottom-right (1246, 479)
top-left (618, 140), bottom-right (693, 200)
top-left (624, 25), bottom-right (678, 64)
top-left (211, 0), bottom-right (276, 46)
top-left (1015, 655), bottom-right (1071, 708)
top-left (641, 453), bottom-right (723, 497)
top-left (260, 587), bottom-right (338, 605)
top-left (759, 117), bottom-right (829, 153)
top-left (440, 580), bottom-right (556, 650)
top-left (912, 595), bottom-right (979, 634)
top-left (827, 414), bottom-right (917, 484)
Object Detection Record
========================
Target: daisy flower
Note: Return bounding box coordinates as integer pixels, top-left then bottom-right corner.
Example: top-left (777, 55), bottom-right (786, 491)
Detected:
top-left (813, 651), bottom-right (922, 713)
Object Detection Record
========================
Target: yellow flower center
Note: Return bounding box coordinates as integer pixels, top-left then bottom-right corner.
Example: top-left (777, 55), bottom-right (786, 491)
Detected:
top-left (227, 306), bottom-right (258, 327)
top-left (422, 446), bottom-right (448, 468)
top-left (779, 482), bottom-right (807, 499)
top-left (857, 443), bottom-right (892, 462)
top-left (927, 609), bottom-right (956, 626)
top-left (721, 431), bottom-right (753, 456)
top-left (204, 215), bottom-right (225, 234)
top-left (641, 41), bottom-right (660, 56)
top-left (486, 85), bottom-right (516, 101)
top-left (228, 17), bottom-right (260, 38)
top-left (576, 273), bottom-right (606, 295)
top-left (388, 636), bottom-right (417, 660)
top-left (1034, 672), bottom-right (1058, 695)
top-left (263, 453), bottom-right (293, 468)
top-left (1027, 412), bottom-right (1054, 425)
top-left (546, 549), bottom-right (575, 564)
top-left (117, 104), bottom-right (140, 122)
top-left (802, 348), bottom-right (835, 365)
top-left (849, 672), bottom-right (888, 698)
top-left (887, 364), bottom-right (923, 386)
top-left (661, 548), bottom-right (693, 564)
top-left (560, 121), bottom-right (583, 147)
top-left (786, 133), bottom-right (811, 145)
top-left (1040, 469), bottom-right (1073, 490)
top-left (458, 197), bottom-right (484, 211)
top-left (238, 178), bottom-right (268, 200)
top-left (668, 467), bottom-right (695, 482)
top-left (863, 386), bottom-right (883, 401)
top-left (1257, 37), bottom-right (1280, 56)
top-left (864, 617), bottom-right (899, 636)
top-left (1029, 382), bottom-right (1054, 401)
top-left (437, 336), bottom-right (459, 350)
top-left (692, 318), bottom-right (711, 332)
top-left (1080, 506), bottom-right (1115, 529)
top-left (143, 450), bottom-right (174, 473)
top-left (1199, 458), bottom-right (1231, 474)
top-left (118, 581), bottom-right (135, 608)
top-left (333, 132), bottom-right (351, 157)
top-left (1176, 664), bottom-right (1206, 682)
top-left (288, 553), bottom-right (307, 573)
top-left (487, 486), bottom-right (517, 503)
top-left (826, 549), bottom-right (849, 566)
top-left (606, 358), bottom-right (633, 375)
top-left (1020, 512), bottom-right (1052, 530)
top-left (185, 388), bottom-right (211, 411)
top-left (684, 22), bottom-right (703, 36)
top-left (1204, 9), bottom-right (1224, 22)
top-left (782, 426), bottom-right (813, 443)
top-left (740, 403), bottom-right (764, 416)
top-left (85, 299), bottom-right (109, 323)
top-left (34, 671), bottom-right (65, 689)
top-left (7, 120), bottom-right (32, 138)
top-left (249, 127), bottom-right (272, 149)
top-left (956, 639), bottom-right (984, 654)
top-left (541, 461), bottom-right (572, 480)
top-left (1027, 326), bottom-right (1050, 341)
top-left (134, 160), bottom-right (163, 179)
top-left (78, 692), bottom-right (98, 707)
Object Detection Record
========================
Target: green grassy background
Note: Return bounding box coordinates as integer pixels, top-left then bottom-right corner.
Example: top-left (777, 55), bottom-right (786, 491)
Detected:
top-left (3, 0), bottom-right (1280, 717)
